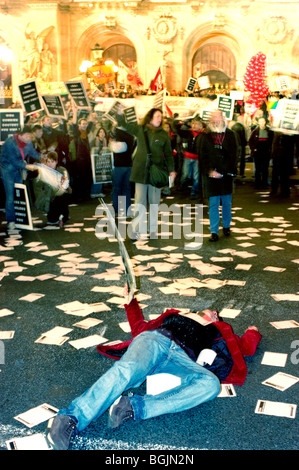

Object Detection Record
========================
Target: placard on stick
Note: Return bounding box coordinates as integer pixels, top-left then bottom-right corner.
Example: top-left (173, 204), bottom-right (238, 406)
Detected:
top-left (14, 183), bottom-right (33, 230)
top-left (42, 95), bottom-right (67, 119)
top-left (64, 81), bottom-right (90, 109)
top-left (217, 95), bottom-right (235, 120)
top-left (18, 80), bottom-right (43, 115)
top-left (185, 77), bottom-right (197, 93)
top-left (105, 100), bottom-right (127, 123)
top-left (99, 198), bottom-right (137, 302)
top-left (0, 109), bottom-right (23, 144)
top-left (91, 149), bottom-right (114, 184)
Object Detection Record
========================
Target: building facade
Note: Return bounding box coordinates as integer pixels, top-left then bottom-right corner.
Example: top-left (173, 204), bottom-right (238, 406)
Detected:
top-left (0, 0), bottom-right (298, 103)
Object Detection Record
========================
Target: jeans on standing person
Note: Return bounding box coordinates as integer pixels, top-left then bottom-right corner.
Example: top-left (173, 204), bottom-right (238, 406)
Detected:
top-left (180, 159), bottom-right (199, 195)
top-left (209, 194), bottom-right (232, 235)
top-left (132, 183), bottom-right (161, 235)
top-left (112, 167), bottom-right (132, 216)
top-left (0, 167), bottom-right (23, 223)
top-left (57, 330), bottom-right (220, 432)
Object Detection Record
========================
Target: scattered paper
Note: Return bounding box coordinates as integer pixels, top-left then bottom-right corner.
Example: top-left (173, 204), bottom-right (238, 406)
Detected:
top-left (270, 320), bottom-right (299, 329)
top-left (14, 403), bottom-right (58, 428)
top-left (6, 433), bottom-right (52, 450)
top-left (68, 334), bottom-right (107, 349)
top-left (262, 372), bottom-right (299, 391)
top-left (261, 351), bottom-right (288, 367)
top-left (255, 399), bottom-right (297, 418)
top-left (218, 384), bottom-right (236, 397)
top-left (219, 308), bottom-right (242, 318)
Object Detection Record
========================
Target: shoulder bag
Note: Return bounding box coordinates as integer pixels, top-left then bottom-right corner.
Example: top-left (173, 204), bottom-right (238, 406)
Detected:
top-left (144, 128), bottom-right (169, 188)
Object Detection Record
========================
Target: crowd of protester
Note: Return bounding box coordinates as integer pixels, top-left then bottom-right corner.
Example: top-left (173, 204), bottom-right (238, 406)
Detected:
top-left (0, 86), bottom-right (298, 234)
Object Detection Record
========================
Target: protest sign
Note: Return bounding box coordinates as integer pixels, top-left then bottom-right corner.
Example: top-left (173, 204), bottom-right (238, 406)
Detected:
top-left (91, 149), bottom-right (113, 184)
top-left (0, 109), bottom-right (23, 144)
top-left (64, 81), bottom-right (90, 108)
top-left (275, 76), bottom-right (291, 91)
top-left (123, 106), bottom-right (138, 124)
top-left (14, 183), bottom-right (33, 230)
top-left (18, 80), bottom-right (43, 115)
top-left (217, 95), bottom-right (235, 120)
top-left (197, 76), bottom-right (211, 90)
top-left (185, 77), bottom-right (197, 93)
top-left (105, 100), bottom-right (127, 123)
top-left (272, 99), bottom-right (299, 134)
top-left (41, 95), bottom-right (67, 120)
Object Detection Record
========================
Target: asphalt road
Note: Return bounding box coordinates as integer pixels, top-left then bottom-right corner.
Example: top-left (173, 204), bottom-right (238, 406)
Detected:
top-left (0, 175), bottom-right (298, 453)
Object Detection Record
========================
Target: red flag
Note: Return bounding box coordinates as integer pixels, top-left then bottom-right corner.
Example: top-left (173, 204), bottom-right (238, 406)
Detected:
top-left (150, 67), bottom-right (164, 92)
top-left (165, 103), bottom-right (173, 117)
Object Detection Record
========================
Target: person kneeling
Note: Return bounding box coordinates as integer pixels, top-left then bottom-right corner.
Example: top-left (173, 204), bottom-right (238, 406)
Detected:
top-left (33, 151), bottom-right (71, 226)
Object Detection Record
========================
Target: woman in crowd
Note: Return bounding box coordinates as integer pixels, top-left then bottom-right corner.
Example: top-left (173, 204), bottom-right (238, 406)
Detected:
top-left (90, 127), bottom-right (109, 198)
top-left (116, 108), bottom-right (176, 239)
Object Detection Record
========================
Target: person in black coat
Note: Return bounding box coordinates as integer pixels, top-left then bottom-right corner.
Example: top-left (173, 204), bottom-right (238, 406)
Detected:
top-left (200, 110), bottom-right (238, 242)
top-left (248, 116), bottom-right (273, 189)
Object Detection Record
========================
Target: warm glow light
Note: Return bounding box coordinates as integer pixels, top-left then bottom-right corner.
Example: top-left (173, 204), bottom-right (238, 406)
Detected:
top-left (105, 60), bottom-right (114, 66)
top-left (113, 65), bottom-right (119, 73)
top-left (79, 60), bottom-right (94, 72)
top-left (0, 45), bottom-right (13, 63)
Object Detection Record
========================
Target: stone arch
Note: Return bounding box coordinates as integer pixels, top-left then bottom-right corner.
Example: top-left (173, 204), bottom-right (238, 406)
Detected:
top-left (182, 20), bottom-right (254, 89)
top-left (74, 22), bottom-right (145, 82)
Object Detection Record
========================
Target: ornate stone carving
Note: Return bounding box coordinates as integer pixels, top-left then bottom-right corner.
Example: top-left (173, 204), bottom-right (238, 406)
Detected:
top-left (152, 14), bottom-right (178, 44)
top-left (212, 13), bottom-right (228, 29)
top-left (263, 15), bottom-right (291, 44)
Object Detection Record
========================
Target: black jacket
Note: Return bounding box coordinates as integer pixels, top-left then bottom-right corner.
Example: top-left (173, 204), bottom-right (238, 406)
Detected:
top-left (200, 128), bottom-right (238, 197)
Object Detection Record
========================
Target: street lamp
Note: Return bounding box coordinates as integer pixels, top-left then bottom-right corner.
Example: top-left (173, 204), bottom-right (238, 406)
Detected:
top-left (91, 43), bottom-right (104, 62)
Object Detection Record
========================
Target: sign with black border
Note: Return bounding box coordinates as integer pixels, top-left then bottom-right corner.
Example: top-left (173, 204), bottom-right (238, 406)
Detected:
top-left (0, 109), bottom-right (24, 144)
top-left (18, 80), bottom-right (43, 116)
top-left (217, 95), bottom-right (235, 120)
top-left (64, 81), bottom-right (90, 109)
top-left (41, 95), bottom-right (67, 120)
top-left (91, 149), bottom-right (114, 184)
top-left (14, 183), bottom-right (33, 230)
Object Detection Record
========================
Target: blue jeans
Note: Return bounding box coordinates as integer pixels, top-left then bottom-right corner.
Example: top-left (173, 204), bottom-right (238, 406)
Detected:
top-left (112, 166), bottom-right (132, 215)
top-left (209, 194), bottom-right (232, 234)
top-left (1, 167), bottom-right (23, 223)
top-left (180, 159), bottom-right (199, 194)
top-left (58, 330), bottom-right (220, 432)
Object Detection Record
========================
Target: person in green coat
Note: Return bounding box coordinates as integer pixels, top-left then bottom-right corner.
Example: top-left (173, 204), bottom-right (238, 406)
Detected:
top-left (116, 108), bottom-right (175, 239)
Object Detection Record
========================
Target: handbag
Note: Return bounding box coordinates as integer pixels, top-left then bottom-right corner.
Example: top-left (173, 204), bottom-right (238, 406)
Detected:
top-left (144, 129), bottom-right (169, 188)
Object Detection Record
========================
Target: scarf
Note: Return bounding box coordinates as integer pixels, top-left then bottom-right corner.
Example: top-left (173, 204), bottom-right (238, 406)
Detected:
top-left (14, 134), bottom-right (27, 160)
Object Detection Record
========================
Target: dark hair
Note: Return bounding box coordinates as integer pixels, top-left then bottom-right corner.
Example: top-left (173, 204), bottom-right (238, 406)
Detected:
top-left (96, 127), bottom-right (107, 138)
top-left (20, 125), bottom-right (32, 135)
top-left (32, 124), bottom-right (42, 132)
top-left (47, 151), bottom-right (58, 162)
top-left (141, 108), bottom-right (163, 127)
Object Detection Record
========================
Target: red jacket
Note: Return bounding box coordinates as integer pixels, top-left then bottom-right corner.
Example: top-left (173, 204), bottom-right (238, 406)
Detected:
top-left (97, 298), bottom-right (262, 386)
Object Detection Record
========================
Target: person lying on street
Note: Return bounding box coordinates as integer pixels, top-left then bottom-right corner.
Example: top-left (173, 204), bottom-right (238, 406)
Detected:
top-left (46, 293), bottom-right (262, 450)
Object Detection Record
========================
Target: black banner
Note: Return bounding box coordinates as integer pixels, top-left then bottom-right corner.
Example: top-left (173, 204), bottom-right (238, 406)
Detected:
top-left (18, 80), bottom-right (43, 115)
top-left (91, 150), bottom-right (113, 184)
top-left (14, 183), bottom-right (33, 230)
top-left (0, 109), bottom-right (23, 144)
top-left (64, 81), bottom-right (90, 108)
top-left (42, 95), bottom-right (67, 119)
